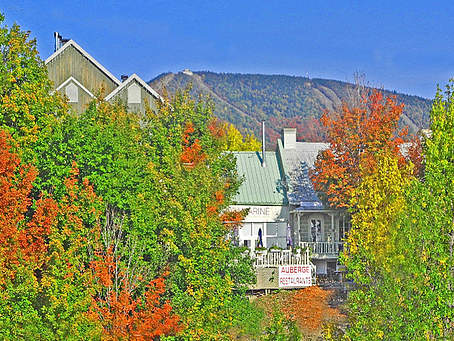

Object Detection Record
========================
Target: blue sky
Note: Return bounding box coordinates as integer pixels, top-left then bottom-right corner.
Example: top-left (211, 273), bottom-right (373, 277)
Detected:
top-left (2, 0), bottom-right (454, 98)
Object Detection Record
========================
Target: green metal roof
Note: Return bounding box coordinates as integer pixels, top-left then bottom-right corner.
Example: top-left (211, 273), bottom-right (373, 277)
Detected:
top-left (233, 151), bottom-right (287, 206)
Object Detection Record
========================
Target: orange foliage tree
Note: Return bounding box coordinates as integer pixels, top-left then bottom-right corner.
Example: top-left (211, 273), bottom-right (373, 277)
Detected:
top-left (0, 130), bottom-right (100, 338)
top-left (311, 90), bottom-right (407, 208)
top-left (180, 121), bottom-right (205, 165)
top-left (90, 258), bottom-right (181, 340)
top-left (405, 134), bottom-right (424, 178)
top-left (282, 286), bottom-right (343, 333)
top-left (0, 129), bottom-right (56, 281)
top-left (89, 207), bottom-right (181, 340)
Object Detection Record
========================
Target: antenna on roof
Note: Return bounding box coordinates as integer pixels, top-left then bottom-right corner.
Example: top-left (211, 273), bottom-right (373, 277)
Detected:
top-left (261, 121), bottom-right (266, 167)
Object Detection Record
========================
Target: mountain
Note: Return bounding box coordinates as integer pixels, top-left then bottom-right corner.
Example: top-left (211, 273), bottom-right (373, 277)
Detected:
top-left (149, 71), bottom-right (432, 145)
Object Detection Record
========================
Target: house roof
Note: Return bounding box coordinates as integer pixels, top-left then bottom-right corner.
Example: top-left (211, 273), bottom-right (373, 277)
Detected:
top-left (233, 151), bottom-right (287, 206)
top-left (45, 40), bottom-right (121, 86)
top-left (277, 139), bottom-right (329, 208)
top-left (104, 73), bottom-right (162, 102)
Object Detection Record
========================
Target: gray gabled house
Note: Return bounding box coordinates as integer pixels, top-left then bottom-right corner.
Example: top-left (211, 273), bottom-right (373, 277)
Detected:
top-left (45, 33), bottom-right (161, 114)
top-left (277, 128), bottom-right (350, 275)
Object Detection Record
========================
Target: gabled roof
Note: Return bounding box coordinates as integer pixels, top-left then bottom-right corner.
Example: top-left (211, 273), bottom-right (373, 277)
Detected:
top-left (45, 40), bottom-right (121, 86)
top-left (277, 139), bottom-right (329, 208)
top-left (105, 73), bottom-right (163, 102)
top-left (233, 151), bottom-right (287, 206)
top-left (55, 76), bottom-right (95, 98)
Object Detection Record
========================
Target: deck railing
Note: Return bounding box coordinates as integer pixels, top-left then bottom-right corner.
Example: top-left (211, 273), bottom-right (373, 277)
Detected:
top-left (251, 248), bottom-right (317, 285)
top-left (299, 242), bottom-right (343, 257)
top-left (253, 248), bottom-right (312, 268)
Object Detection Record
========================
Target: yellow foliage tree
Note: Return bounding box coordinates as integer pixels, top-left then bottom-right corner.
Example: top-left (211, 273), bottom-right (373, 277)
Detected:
top-left (222, 123), bottom-right (261, 151)
top-left (345, 151), bottom-right (412, 270)
top-left (342, 150), bottom-right (414, 339)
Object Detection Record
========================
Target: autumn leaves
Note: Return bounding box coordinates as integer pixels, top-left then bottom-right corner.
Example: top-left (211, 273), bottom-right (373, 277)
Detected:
top-left (311, 85), bottom-right (454, 338)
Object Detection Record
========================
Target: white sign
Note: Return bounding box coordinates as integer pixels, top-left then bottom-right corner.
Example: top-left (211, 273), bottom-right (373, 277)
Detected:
top-left (278, 265), bottom-right (312, 288)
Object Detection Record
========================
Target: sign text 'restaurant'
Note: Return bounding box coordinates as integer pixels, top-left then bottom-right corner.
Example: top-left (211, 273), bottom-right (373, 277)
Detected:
top-left (278, 265), bottom-right (312, 288)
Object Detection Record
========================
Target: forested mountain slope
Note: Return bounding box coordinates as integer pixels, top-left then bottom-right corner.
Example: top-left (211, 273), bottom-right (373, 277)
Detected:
top-left (150, 71), bottom-right (432, 145)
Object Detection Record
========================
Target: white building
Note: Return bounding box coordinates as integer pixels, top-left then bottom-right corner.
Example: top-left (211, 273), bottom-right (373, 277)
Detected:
top-left (231, 128), bottom-right (350, 277)
top-left (230, 151), bottom-right (288, 251)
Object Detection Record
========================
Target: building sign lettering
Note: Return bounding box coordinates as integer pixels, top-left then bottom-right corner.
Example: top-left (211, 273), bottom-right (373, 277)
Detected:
top-left (249, 207), bottom-right (270, 216)
top-left (229, 205), bottom-right (288, 223)
top-left (278, 265), bottom-right (312, 288)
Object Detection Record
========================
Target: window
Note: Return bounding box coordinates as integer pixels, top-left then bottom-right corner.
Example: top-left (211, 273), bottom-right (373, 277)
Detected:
top-left (128, 83), bottom-right (141, 104)
top-left (65, 82), bottom-right (78, 103)
top-left (338, 215), bottom-right (351, 241)
top-left (310, 219), bottom-right (322, 242)
top-left (266, 223), bottom-right (278, 236)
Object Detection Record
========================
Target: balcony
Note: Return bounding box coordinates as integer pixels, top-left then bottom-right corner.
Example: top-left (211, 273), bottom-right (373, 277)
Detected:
top-left (299, 242), bottom-right (343, 259)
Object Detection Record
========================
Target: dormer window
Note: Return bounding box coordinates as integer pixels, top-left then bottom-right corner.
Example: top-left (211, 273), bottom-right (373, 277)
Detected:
top-left (127, 83), bottom-right (141, 104)
top-left (65, 82), bottom-right (78, 103)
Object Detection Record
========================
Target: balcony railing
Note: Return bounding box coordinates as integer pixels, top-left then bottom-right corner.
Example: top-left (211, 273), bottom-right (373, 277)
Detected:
top-left (250, 248), bottom-right (317, 287)
top-left (299, 242), bottom-right (343, 257)
top-left (253, 248), bottom-right (312, 268)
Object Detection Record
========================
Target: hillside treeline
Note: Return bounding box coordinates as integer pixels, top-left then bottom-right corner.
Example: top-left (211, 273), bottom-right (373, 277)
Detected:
top-left (150, 71), bottom-right (431, 145)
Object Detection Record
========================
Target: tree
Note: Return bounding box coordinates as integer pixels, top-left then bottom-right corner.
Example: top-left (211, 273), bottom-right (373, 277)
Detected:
top-left (89, 209), bottom-right (181, 340)
top-left (343, 82), bottom-right (454, 339)
top-left (35, 99), bottom-right (167, 276)
top-left (220, 122), bottom-right (261, 151)
top-left (142, 90), bottom-right (257, 339)
top-left (342, 151), bottom-right (413, 340)
top-left (0, 15), bottom-right (66, 160)
top-left (311, 90), bottom-right (406, 208)
top-left (0, 130), bottom-right (100, 339)
top-left (388, 82), bottom-right (454, 339)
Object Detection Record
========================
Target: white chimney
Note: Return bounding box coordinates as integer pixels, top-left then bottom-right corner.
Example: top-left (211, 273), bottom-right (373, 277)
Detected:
top-left (282, 128), bottom-right (297, 149)
top-left (54, 32), bottom-right (60, 52)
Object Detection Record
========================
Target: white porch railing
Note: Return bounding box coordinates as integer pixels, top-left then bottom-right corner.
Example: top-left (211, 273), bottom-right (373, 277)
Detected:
top-left (299, 242), bottom-right (343, 257)
top-left (251, 248), bottom-right (317, 286)
top-left (253, 248), bottom-right (312, 268)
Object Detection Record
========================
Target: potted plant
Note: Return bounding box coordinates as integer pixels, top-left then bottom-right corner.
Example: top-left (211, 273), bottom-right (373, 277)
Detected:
top-left (292, 246), bottom-right (303, 254)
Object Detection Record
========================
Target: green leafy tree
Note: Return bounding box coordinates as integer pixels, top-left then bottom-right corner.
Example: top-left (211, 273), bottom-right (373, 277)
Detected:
top-left (35, 99), bottom-right (166, 276)
top-left (0, 131), bottom-right (101, 340)
top-left (142, 90), bottom-right (257, 339)
top-left (387, 82), bottom-right (454, 339)
top-left (0, 15), bottom-right (66, 160)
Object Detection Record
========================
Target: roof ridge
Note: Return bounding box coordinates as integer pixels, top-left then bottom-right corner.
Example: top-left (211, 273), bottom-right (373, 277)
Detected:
top-left (45, 39), bottom-right (121, 86)
top-left (104, 73), bottom-right (163, 102)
